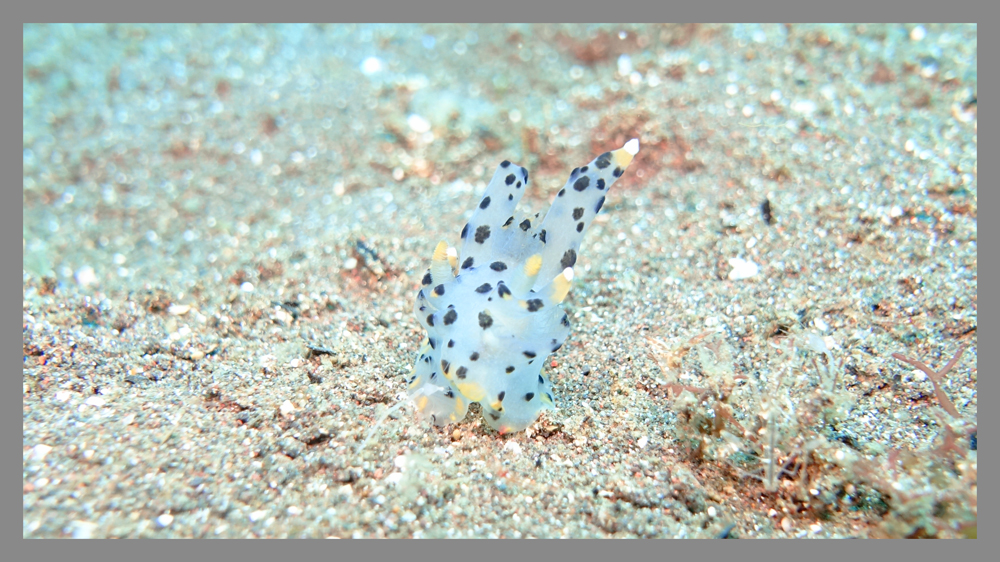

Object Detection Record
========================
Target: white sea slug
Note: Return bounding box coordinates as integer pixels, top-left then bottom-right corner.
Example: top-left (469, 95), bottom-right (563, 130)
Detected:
top-left (407, 139), bottom-right (640, 433)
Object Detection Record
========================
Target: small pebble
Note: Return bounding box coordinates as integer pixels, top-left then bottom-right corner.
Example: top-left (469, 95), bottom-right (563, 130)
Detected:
top-left (503, 441), bottom-right (522, 456)
top-left (407, 114), bottom-right (431, 133)
top-left (75, 266), bottom-right (97, 286)
top-left (70, 520), bottom-right (98, 539)
top-left (30, 444), bottom-right (52, 461)
top-left (359, 56), bottom-right (383, 75)
top-left (727, 258), bottom-right (759, 280)
top-left (156, 513), bottom-right (173, 528)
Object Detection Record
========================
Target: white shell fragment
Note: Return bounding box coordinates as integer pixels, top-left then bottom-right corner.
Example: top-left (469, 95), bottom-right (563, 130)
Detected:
top-left (727, 257), bottom-right (759, 280)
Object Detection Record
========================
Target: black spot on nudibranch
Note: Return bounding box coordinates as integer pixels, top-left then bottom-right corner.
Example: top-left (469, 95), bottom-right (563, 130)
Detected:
top-left (478, 311), bottom-right (493, 329)
top-left (422, 271), bottom-right (432, 285)
top-left (470, 351), bottom-right (480, 361)
top-left (461, 223), bottom-right (469, 239)
top-left (519, 219), bottom-right (531, 231)
top-left (489, 412), bottom-right (501, 421)
top-left (443, 309), bottom-right (457, 325)
top-left (505, 366), bottom-right (515, 374)
top-left (503, 216), bottom-right (514, 227)
top-left (508, 194), bottom-right (513, 201)
top-left (444, 388), bottom-right (454, 398)
top-left (522, 167), bottom-right (528, 183)
top-left (428, 338), bottom-right (437, 349)
top-left (573, 176), bottom-right (590, 191)
top-left (516, 181), bottom-right (521, 188)
top-left (523, 351), bottom-right (536, 358)
top-left (462, 257), bottom-right (474, 269)
top-left (433, 284), bottom-right (445, 296)
top-left (426, 314), bottom-right (435, 326)
top-left (480, 196), bottom-right (491, 210)
top-left (561, 314), bottom-right (571, 327)
top-left (490, 261), bottom-right (507, 272)
top-left (613, 167), bottom-right (623, 178)
top-left (552, 342), bottom-right (562, 352)
top-left (581, 165), bottom-right (589, 173)
top-left (501, 160), bottom-right (511, 168)
top-left (526, 298), bottom-right (544, 312)
top-left (571, 167), bottom-right (580, 177)
top-left (475, 283), bottom-right (492, 294)
top-left (595, 196), bottom-right (605, 213)
top-left (576, 222), bottom-right (585, 232)
top-left (539, 229), bottom-right (546, 244)
top-left (497, 391), bottom-right (505, 402)
top-left (447, 339), bottom-right (455, 347)
top-left (538, 375), bottom-right (545, 385)
top-left (505, 174), bottom-right (515, 185)
top-left (560, 249), bottom-right (577, 269)
top-left (525, 392), bottom-right (535, 401)
top-left (596, 178), bottom-right (606, 190)
top-left (441, 360), bottom-right (450, 373)
top-left (557, 189), bottom-right (565, 197)
top-left (474, 225), bottom-right (491, 244)
top-left (497, 283), bottom-right (512, 298)
top-left (572, 207), bottom-right (585, 220)
top-left (456, 366), bottom-right (468, 379)
top-left (595, 152), bottom-right (612, 169)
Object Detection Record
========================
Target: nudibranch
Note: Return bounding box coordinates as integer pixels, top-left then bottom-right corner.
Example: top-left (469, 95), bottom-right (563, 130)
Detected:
top-left (407, 139), bottom-right (640, 433)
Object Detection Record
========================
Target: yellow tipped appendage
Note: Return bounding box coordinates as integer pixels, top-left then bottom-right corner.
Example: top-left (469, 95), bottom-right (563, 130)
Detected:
top-left (612, 138), bottom-right (640, 169)
top-left (550, 267), bottom-right (575, 304)
top-left (446, 246), bottom-right (458, 274)
top-left (430, 240), bottom-right (453, 282)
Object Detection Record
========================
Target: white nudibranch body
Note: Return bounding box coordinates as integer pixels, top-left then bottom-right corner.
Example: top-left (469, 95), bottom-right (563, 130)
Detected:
top-left (407, 140), bottom-right (639, 433)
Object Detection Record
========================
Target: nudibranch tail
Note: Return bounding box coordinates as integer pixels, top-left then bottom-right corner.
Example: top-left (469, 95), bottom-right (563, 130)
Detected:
top-left (407, 139), bottom-right (639, 432)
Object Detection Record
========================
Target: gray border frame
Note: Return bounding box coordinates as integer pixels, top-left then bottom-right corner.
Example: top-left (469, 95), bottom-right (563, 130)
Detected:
top-left (12, 0), bottom-right (984, 559)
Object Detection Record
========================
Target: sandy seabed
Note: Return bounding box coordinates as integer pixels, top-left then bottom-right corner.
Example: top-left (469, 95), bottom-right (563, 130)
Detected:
top-left (23, 24), bottom-right (976, 538)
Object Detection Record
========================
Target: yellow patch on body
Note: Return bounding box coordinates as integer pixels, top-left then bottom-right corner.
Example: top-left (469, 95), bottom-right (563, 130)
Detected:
top-left (456, 382), bottom-right (486, 402)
